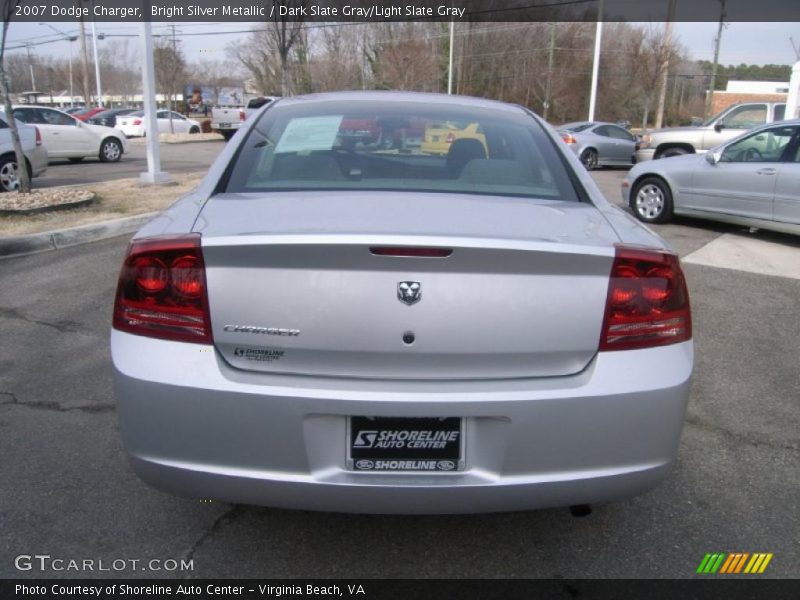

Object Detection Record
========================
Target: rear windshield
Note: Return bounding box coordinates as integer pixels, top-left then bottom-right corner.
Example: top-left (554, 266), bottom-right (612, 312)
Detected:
top-left (225, 99), bottom-right (579, 201)
top-left (562, 122), bottom-right (594, 132)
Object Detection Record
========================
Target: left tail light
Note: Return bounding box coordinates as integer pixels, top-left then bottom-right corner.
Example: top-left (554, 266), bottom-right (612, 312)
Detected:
top-left (239, 109), bottom-right (246, 121)
top-left (34, 126), bottom-right (42, 146)
top-left (561, 133), bottom-right (577, 145)
top-left (599, 246), bottom-right (691, 351)
top-left (113, 234), bottom-right (212, 344)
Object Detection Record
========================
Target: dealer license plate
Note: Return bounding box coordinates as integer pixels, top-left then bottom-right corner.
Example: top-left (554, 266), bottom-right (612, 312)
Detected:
top-left (347, 417), bottom-right (464, 472)
top-left (219, 122), bottom-right (231, 128)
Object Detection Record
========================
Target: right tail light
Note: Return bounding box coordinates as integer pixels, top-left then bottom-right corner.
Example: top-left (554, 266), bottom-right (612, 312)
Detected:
top-left (600, 246), bottom-right (691, 351)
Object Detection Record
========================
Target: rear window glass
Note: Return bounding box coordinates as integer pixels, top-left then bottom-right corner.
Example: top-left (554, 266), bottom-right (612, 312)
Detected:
top-left (225, 99), bottom-right (579, 202)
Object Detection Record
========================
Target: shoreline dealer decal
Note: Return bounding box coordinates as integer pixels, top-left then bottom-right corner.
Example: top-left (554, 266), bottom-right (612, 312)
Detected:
top-left (350, 417), bottom-right (462, 471)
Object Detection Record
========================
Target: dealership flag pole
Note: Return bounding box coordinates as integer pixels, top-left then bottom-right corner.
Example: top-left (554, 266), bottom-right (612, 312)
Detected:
top-left (139, 10), bottom-right (172, 185)
top-left (588, 0), bottom-right (603, 121)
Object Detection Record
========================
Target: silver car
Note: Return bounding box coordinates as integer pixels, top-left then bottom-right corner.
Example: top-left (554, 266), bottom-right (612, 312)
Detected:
top-left (559, 121), bottom-right (638, 169)
top-left (623, 120), bottom-right (800, 235)
top-left (112, 92), bottom-right (693, 514)
top-left (0, 112), bottom-right (48, 192)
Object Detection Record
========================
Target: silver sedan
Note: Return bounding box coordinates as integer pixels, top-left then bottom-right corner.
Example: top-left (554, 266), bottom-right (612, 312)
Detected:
top-left (559, 121), bottom-right (638, 169)
top-left (112, 92), bottom-right (693, 514)
top-left (623, 120), bottom-right (800, 235)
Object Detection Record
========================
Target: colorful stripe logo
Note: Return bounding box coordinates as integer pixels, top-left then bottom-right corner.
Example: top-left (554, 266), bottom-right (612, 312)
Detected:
top-left (697, 553), bottom-right (773, 574)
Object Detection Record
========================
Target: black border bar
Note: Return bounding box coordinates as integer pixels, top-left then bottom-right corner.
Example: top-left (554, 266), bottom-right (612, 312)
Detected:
top-left (5, 0), bottom-right (800, 23)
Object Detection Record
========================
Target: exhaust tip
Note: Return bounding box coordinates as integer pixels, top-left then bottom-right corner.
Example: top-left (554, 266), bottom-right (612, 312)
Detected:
top-left (569, 504), bottom-right (592, 517)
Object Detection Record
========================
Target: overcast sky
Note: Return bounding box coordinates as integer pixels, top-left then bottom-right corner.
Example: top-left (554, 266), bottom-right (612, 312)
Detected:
top-left (5, 21), bottom-right (799, 73)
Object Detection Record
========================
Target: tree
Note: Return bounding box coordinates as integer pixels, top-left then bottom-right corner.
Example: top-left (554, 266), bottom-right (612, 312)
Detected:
top-left (0, 0), bottom-right (31, 193)
top-left (153, 40), bottom-right (186, 133)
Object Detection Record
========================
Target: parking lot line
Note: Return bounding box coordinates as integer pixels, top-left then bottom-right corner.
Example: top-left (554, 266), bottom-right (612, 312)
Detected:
top-left (683, 233), bottom-right (800, 280)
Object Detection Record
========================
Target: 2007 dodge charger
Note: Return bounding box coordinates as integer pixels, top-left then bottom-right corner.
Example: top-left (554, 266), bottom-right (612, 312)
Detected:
top-left (111, 92), bottom-right (693, 514)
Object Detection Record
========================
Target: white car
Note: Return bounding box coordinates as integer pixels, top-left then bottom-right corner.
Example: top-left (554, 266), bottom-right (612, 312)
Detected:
top-left (116, 110), bottom-right (201, 138)
top-left (0, 111), bottom-right (48, 191)
top-left (11, 105), bottom-right (128, 163)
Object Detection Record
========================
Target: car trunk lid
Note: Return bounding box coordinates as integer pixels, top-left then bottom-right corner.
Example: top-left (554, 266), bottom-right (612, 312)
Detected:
top-left (196, 191), bottom-right (619, 380)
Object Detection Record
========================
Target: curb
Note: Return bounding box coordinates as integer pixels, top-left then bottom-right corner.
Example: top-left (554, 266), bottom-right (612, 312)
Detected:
top-left (0, 212), bottom-right (157, 259)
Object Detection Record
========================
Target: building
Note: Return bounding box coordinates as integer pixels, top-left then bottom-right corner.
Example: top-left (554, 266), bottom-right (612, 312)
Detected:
top-left (709, 80), bottom-right (789, 115)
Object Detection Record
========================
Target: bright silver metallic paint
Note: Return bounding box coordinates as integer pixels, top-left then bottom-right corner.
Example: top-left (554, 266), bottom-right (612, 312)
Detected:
top-left (113, 92), bottom-right (693, 514)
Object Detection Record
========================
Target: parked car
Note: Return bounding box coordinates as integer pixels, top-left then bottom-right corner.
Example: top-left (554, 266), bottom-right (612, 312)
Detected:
top-left (623, 120), bottom-right (800, 235)
top-left (210, 105), bottom-right (246, 141)
top-left (116, 110), bottom-right (201, 138)
top-left (636, 101), bottom-right (787, 162)
top-left (11, 105), bottom-right (128, 163)
top-left (112, 91), bottom-right (694, 514)
top-left (0, 111), bottom-right (48, 191)
top-left (72, 106), bottom-right (107, 122)
top-left (64, 106), bottom-right (84, 115)
top-left (88, 108), bottom-right (137, 129)
top-left (559, 121), bottom-right (638, 169)
top-left (421, 121), bottom-right (487, 155)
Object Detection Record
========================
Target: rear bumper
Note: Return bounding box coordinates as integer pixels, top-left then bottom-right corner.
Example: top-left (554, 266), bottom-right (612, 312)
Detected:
top-left (29, 145), bottom-right (48, 177)
top-left (112, 330), bottom-right (693, 514)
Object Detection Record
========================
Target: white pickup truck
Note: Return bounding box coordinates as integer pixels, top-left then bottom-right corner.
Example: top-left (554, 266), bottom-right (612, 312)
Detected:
top-left (635, 101), bottom-right (787, 162)
top-left (211, 96), bottom-right (279, 141)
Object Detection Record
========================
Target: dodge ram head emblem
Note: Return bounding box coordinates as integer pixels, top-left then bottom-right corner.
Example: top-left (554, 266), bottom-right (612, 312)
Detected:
top-left (397, 281), bottom-right (422, 305)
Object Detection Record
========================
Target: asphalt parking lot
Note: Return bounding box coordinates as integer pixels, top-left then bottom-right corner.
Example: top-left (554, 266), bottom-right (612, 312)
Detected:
top-left (1, 164), bottom-right (798, 579)
top-left (34, 139), bottom-right (223, 188)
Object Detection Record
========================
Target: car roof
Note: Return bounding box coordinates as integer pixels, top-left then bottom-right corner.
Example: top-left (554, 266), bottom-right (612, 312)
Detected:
top-left (272, 91), bottom-right (528, 115)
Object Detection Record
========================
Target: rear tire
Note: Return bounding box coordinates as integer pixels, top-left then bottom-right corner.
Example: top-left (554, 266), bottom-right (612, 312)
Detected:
top-left (221, 130), bottom-right (234, 142)
top-left (189, 126), bottom-right (200, 134)
top-left (99, 138), bottom-right (122, 163)
top-left (0, 156), bottom-right (32, 192)
top-left (580, 148), bottom-right (598, 170)
top-left (631, 177), bottom-right (673, 224)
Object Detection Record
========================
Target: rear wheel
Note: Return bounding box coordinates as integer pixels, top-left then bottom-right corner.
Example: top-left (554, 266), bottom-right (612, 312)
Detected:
top-left (0, 156), bottom-right (21, 192)
top-left (580, 148), bottom-right (598, 170)
top-left (631, 177), bottom-right (673, 224)
top-left (189, 125), bottom-right (200, 134)
top-left (221, 130), bottom-right (234, 142)
top-left (0, 156), bottom-right (31, 192)
top-left (99, 138), bottom-right (122, 163)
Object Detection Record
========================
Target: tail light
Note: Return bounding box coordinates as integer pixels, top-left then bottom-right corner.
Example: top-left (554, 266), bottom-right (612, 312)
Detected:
top-left (599, 246), bottom-right (691, 351)
top-left (445, 132), bottom-right (455, 144)
top-left (239, 109), bottom-right (246, 121)
top-left (561, 133), bottom-right (577, 145)
top-left (113, 234), bottom-right (212, 344)
top-left (34, 126), bottom-right (42, 146)
top-left (132, 119), bottom-right (142, 126)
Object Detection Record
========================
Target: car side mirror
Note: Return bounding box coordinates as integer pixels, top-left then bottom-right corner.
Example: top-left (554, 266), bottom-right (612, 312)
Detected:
top-left (706, 150), bottom-right (722, 165)
top-left (714, 122), bottom-right (724, 133)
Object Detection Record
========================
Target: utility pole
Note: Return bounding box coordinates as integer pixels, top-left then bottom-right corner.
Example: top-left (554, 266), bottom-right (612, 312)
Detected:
top-left (91, 2), bottom-right (102, 107)
top-left (447, 21), bottom-right (454, 95)
top-left (25, 45), bottom-right (35, 91)
top-left (588, 0), bottom-right (603, 121)
top-left (705, 0), bottom-right (726, 118)
top-left (654, 0), bottom-right (677, 128)
top-left (78, 15), bottom-right (92, 106)
top-left (543, 22), bottom-right (556, 121)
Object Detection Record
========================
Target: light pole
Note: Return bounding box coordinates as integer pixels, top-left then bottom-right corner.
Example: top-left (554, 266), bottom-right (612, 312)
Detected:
top-left (40, 24), bottom-right (78, 107)
top-left (90, 1), bottom-right (103, 107)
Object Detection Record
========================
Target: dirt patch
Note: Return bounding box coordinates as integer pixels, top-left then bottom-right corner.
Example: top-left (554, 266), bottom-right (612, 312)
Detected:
top-left (0, 172), bottom-right (205, 237)
top-left (0, 189), bottom-right (95, 215)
